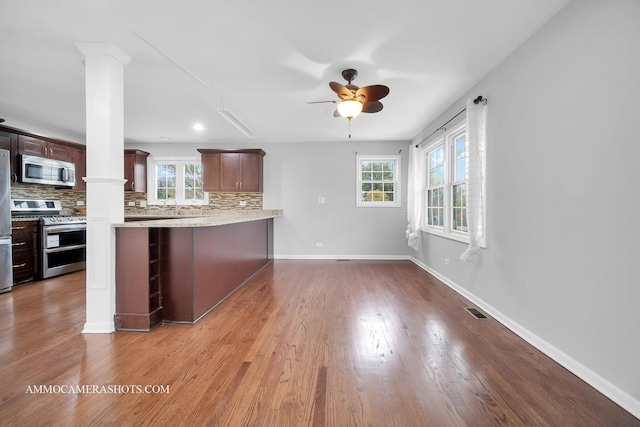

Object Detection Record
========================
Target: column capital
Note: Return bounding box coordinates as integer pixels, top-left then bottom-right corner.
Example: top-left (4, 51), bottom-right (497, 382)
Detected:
top-left (76, 43), bottom-right (131, 65)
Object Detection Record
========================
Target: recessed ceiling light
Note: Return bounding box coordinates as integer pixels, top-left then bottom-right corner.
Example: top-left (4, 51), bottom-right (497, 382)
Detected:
top-left (193, 123), bottom-right (204, 131)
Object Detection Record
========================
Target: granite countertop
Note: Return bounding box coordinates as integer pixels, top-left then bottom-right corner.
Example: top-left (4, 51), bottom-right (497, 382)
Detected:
top-left (113, 209), bottom-right (283, 228)
top-left (11, 217), bottom-right (41, 222)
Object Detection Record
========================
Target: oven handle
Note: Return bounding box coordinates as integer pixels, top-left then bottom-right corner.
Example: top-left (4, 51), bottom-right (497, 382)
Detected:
top-left (44, 243), bottom-right (86, 254)
top-left (43, 225), bottom-right (87, 233)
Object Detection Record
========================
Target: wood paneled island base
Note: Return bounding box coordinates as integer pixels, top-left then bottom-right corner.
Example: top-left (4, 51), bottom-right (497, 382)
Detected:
top-left (115, 218), bottom-right (274, 331)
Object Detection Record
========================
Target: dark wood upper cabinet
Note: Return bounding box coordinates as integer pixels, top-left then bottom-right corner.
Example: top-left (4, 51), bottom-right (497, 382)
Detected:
top-left (0, 130), bottom-right (20, 184)
top-left (19, 135), bottom-right (73, 162)
top-left (198, 149), bottom-right (265, 193)
top-left (124, 149), bottom-right (150, 192)
top-left (72, 146), bottom-right (86, 191)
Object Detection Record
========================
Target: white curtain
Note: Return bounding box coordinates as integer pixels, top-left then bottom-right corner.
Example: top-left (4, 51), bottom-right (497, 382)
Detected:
top-left (406, 142), bottom-right (423, 250)
top-left (460, 97), bottom-right (487, 262)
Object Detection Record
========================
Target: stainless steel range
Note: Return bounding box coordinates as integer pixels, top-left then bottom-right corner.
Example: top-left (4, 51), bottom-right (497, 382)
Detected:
top-left (11, 199), bottom-right (86, 279)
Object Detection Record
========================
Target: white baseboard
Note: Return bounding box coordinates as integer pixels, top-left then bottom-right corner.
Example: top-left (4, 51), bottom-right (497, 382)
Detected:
top-left (82, 322), bottom-right (115, 334)
top-left (409, 257), bottom-right (640, 420)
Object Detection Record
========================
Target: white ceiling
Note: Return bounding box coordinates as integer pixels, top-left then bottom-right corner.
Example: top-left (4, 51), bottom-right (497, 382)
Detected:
top-left (0, 0), bottom-right (570, 145)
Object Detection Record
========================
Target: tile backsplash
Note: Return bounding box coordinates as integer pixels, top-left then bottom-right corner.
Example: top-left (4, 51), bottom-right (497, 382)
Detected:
top-left (10, 183), bottom-right (262, 214)
top-left (124, 192), bottom-right (263, 213)
top-left (10, 183), bottom-right (86, 215)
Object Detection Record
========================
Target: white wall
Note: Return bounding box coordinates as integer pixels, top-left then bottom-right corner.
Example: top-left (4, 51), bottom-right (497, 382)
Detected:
top-left (410, 0), bottom-right (640, 416)
top-left (129, 139), bottom-right (410, 258)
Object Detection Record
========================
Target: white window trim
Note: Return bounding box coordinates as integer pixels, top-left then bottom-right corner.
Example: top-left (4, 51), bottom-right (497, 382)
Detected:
top-left (355, 154), bottom-right (401, 208)
top-left (420, 120), bottom-right (479, 245)
top-left (147, 156), bottom-right (209, 206)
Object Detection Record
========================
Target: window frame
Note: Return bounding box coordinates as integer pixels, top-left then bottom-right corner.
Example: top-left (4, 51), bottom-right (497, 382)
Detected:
top-left (355, 154), bottom-right (401, 208)
top-left (147, 156), bottom-right (209, 206)
top-left (420, 120), bottom-right (473, 244)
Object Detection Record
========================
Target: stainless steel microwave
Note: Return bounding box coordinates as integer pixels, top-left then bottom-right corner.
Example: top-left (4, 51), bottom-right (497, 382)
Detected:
top-left (21, 155), bottom-right (76, 187)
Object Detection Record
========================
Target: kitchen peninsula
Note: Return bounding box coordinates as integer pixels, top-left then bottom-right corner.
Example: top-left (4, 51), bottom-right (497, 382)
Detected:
top-left (113, 210), bottom-right (282, 331)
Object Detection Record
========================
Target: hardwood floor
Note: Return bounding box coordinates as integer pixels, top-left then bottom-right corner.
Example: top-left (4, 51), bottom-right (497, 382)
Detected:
top-left (0, 260), bottom-right (637, 426)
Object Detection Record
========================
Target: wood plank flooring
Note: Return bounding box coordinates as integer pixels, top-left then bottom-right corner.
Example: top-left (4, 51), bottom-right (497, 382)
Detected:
top-left (0, 260), bottom-right (637, 426)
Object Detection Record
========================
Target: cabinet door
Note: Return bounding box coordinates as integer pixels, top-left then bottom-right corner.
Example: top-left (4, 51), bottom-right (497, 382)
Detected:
top-left (133, 154), bottom-right (147, 193)
top-left (18, 135), bottom-right (47, 157)
top-left (0, 131), bottom-right (13, 151)
top-left (201, 153), bottom-right (220, 192)
top-left (18, 135), bottom-right (72, 162)
top-left (239, 153), bottom-right (262, 192)
top-left (124, 152), bottom-right (135, 191)
top-left (11, 221), bottom-right (38, 284)
top-left (47, 141), bottom-right (73, 162)
top-left (72, 147), bottom-right (86, 191)
top-left (219, 153), bottom-right (241, 192)
top-left (0, 131), bottom-right (19, 184)
top-left (124, 150), bottom-right (149, 192)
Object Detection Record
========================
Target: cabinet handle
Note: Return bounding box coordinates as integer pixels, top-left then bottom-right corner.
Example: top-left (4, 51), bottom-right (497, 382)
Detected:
top-left (12, 226), bottom-right (26, 230)
top-left (131, 181), bottom-right (135, 191)
top-left (12, 242), bottom-right (26, 246)
top-left (13, 263), bottom-right (27, 268)
top-left (236, 182), bottom-right (239, 190)
top-left (12, 172), bottom-right (17, 183)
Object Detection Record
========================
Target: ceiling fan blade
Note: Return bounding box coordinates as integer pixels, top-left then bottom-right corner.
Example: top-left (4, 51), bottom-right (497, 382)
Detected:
top-left (356, 85), bottom-right (390, 103)
top-left (362, 101), bottom-right (383, 113)
top-left (307, 100), bottom-right (337, 104)
top-left (329, 82), bottom-right (355, 100)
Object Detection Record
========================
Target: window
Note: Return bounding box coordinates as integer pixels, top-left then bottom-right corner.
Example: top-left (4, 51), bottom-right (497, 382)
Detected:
top-left (148, 158), bottom-right (208, 206)
top-left (356, 155), bottom-right (401, 207)
top-left (422, 121), bottom-right (469, 242)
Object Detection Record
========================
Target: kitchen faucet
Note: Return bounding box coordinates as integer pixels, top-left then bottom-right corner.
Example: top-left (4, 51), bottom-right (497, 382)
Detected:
top-left (163, 198), bottom-right (180, 215)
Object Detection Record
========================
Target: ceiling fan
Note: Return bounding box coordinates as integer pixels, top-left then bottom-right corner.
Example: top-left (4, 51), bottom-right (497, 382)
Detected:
top-left (309, 69), bottom-right (390, 121)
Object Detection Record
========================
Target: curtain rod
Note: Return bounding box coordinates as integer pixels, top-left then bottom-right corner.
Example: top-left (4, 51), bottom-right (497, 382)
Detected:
top-left (415, 96), bottom-right (487, 147)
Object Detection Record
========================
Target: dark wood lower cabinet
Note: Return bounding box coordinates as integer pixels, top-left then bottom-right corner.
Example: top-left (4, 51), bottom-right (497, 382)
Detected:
top-left (115, 219), bottom-right (274, 331)
top-left (11, 220), bottom-right (39, 284)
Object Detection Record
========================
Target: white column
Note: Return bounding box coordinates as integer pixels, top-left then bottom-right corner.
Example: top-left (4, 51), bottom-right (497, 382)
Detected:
top-left (76, 43), bottom-right (131, 333)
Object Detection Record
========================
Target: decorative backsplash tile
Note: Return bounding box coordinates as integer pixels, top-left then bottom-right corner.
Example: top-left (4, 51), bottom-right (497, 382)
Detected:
top-left (124, 192), bottom-right (262, 212)
top-left (11, 183), bottom-right (263, 215)
top-left (10, 183), bottom-right (86, 215)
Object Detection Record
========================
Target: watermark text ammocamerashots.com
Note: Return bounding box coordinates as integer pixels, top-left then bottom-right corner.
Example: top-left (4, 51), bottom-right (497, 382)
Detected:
top-left (25, 384), bottom-right (170, 394)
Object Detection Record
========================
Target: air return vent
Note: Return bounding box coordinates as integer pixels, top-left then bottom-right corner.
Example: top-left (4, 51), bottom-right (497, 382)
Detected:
top-left (465, 307), bottom-right (488, 319)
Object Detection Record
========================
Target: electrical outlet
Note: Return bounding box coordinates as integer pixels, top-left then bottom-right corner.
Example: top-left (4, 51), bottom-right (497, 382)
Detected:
top-left (76, 200), bottom-right (85, 206)
top-left (239, 200), bottom-right (247, 207)
top-left (444, 258), bottom-right (450, 266)
top-left (139, 200), bottom-right (147, 207)
top-left (318, 196), bottom-right (325, 204)
top-left (316, 242), bottom-right (323, 247)
top-left (128, 201), bottom-right (135, 206)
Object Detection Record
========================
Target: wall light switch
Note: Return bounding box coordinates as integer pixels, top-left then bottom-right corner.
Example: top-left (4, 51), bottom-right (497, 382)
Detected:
top-left (318, 197), bottom-right (326, 204)
top-left (316, 242), bottom-right (323, 247)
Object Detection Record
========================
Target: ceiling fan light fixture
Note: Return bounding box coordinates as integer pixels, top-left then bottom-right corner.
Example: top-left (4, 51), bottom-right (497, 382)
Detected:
top-left (337, 99), bottom-right (363, 120)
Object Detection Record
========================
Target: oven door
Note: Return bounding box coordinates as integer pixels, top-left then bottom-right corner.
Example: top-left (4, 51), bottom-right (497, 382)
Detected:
top-left (41, 224), bottom-right (86, 278)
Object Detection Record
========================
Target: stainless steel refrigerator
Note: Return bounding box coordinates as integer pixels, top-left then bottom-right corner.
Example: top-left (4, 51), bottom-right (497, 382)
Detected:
top-left (0, 149), bottom-right (13, 293)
